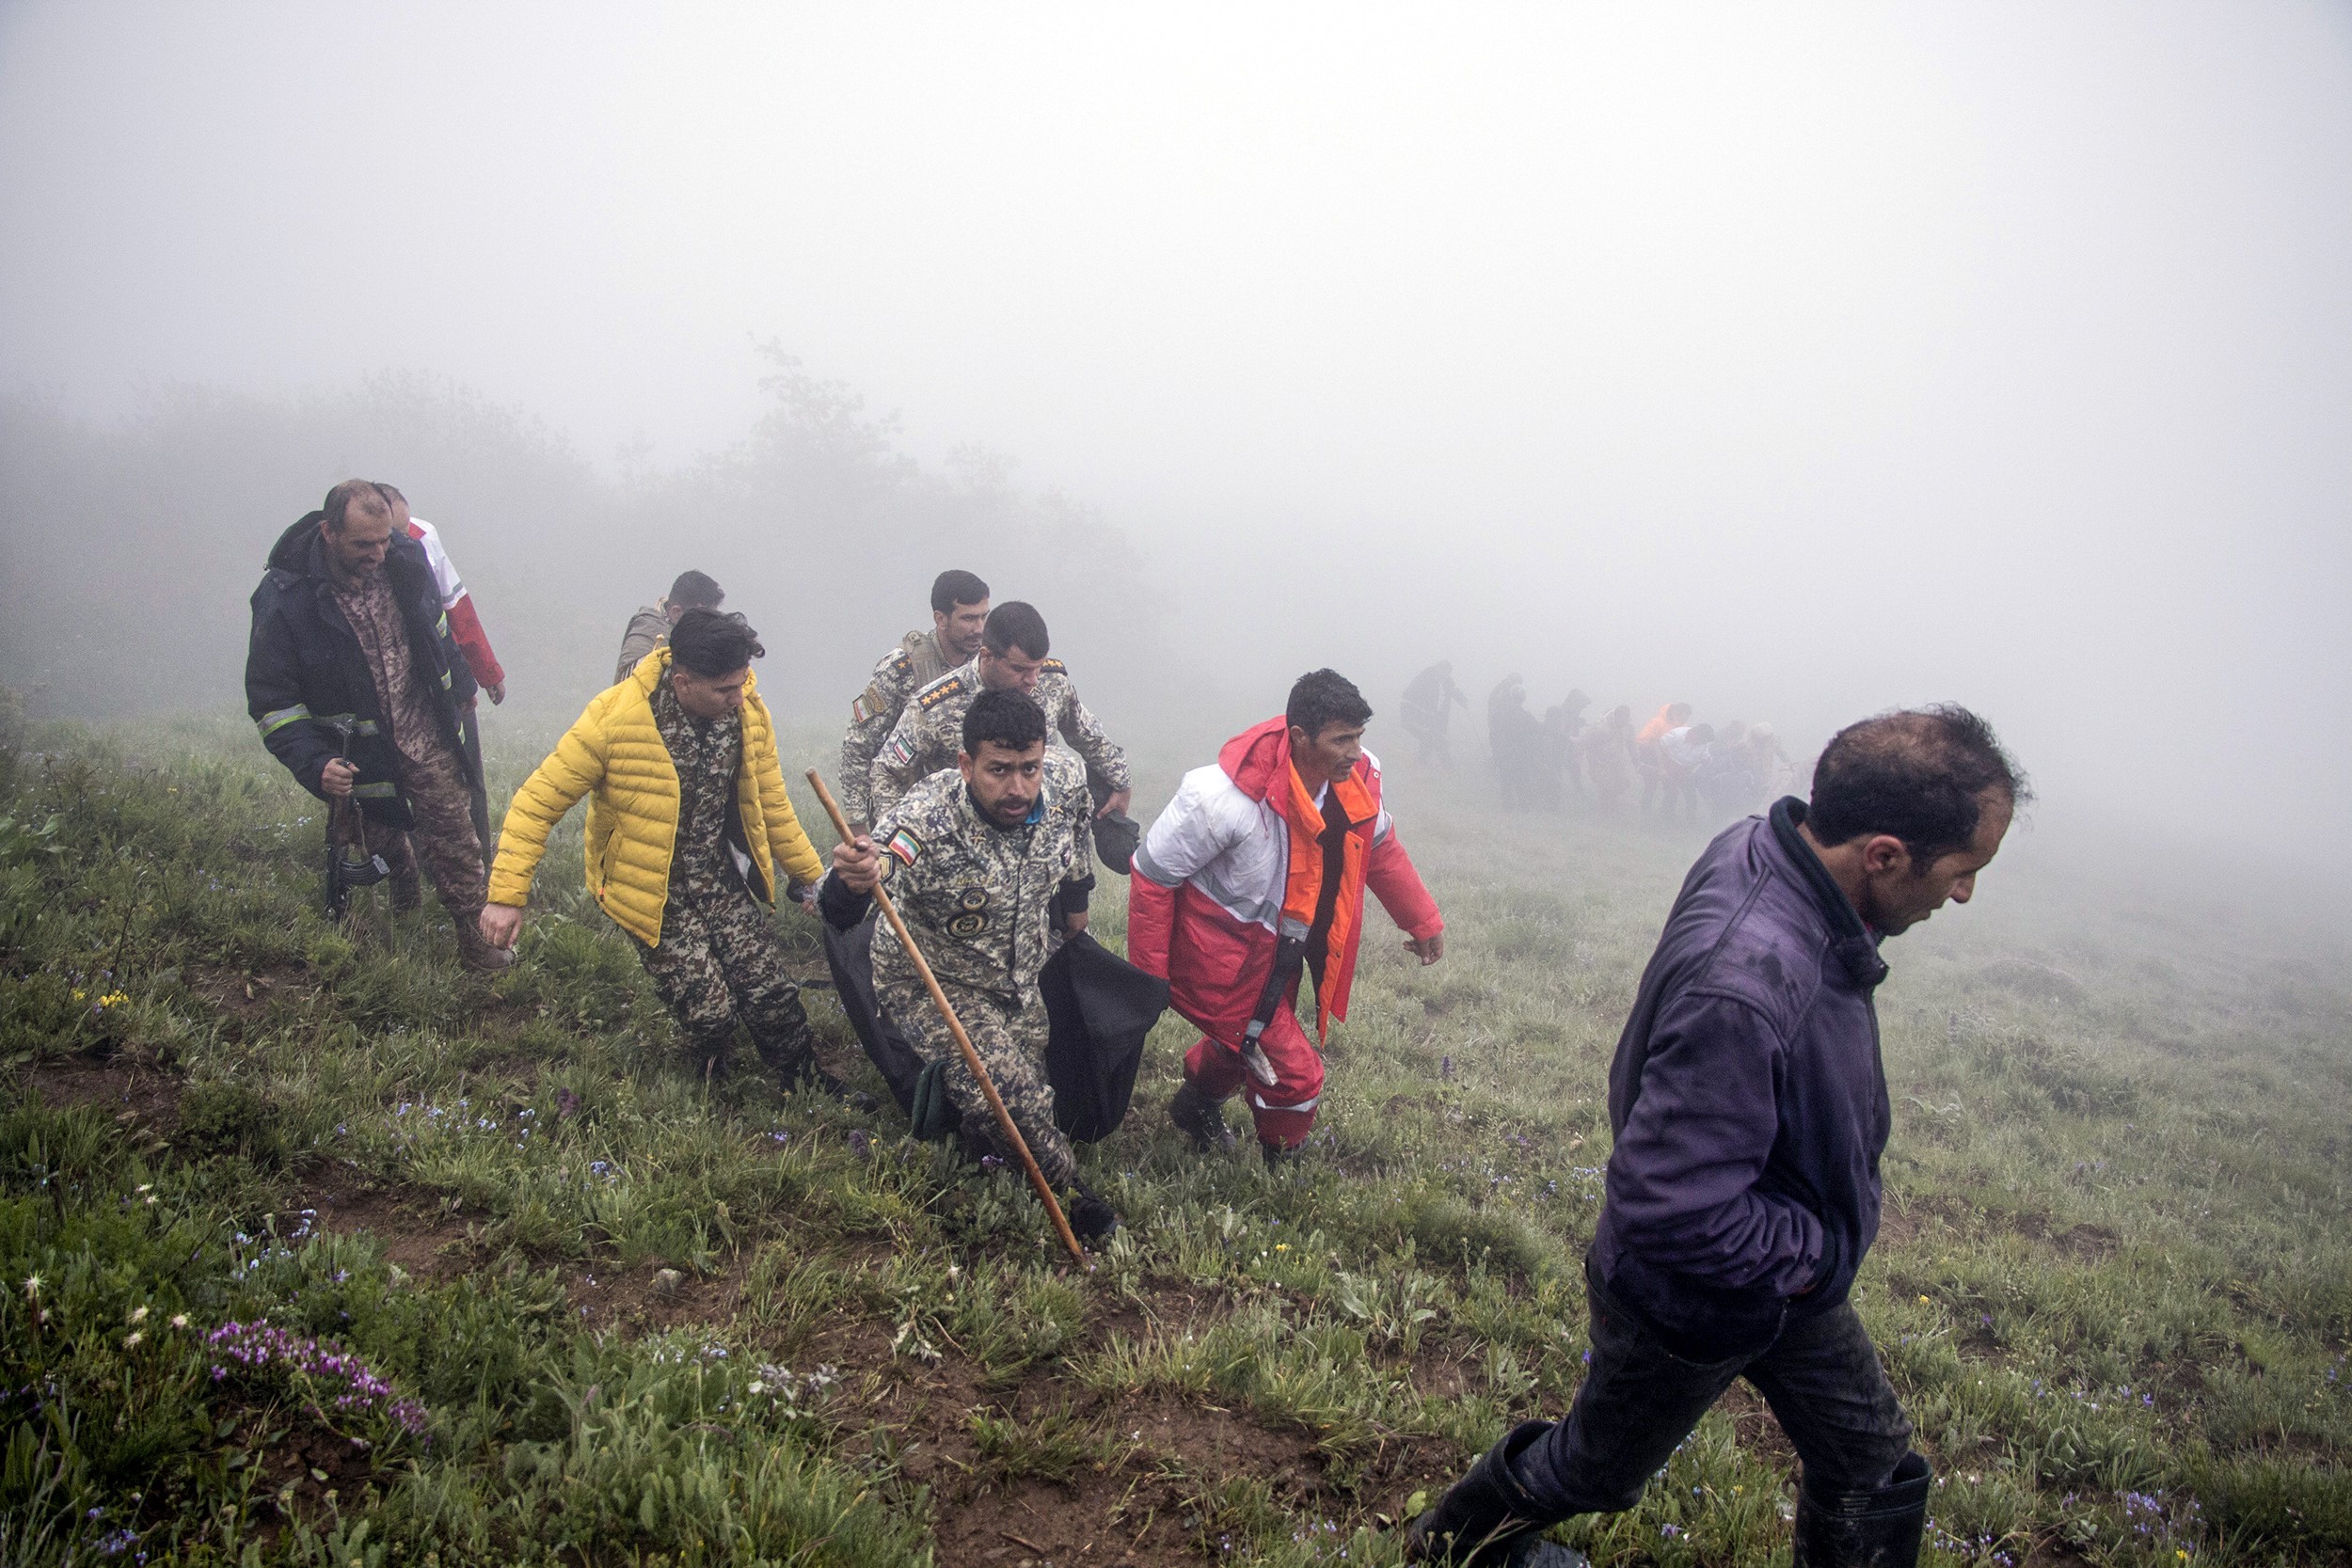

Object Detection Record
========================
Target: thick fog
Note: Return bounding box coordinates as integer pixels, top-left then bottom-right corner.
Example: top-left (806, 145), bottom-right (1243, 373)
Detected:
top-left (3, 3), bottom-right (2348, 882)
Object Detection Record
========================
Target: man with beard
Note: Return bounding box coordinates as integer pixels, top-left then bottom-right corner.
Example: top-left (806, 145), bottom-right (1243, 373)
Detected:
top-left (824, 689), bottom-right (1119, 1240)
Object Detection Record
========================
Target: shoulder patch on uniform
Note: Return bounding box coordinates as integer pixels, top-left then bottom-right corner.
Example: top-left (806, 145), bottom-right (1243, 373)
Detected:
top-left (885, 827), bottom-right (923, 866)
top-left (887, 650), bottom-right (913, 673)
top-left (1041, 657), bottom-right (1066, 673)
top-left (916, 674), bottom-right (969, 710)
top-left (851, 680), bottom-right (889, 724)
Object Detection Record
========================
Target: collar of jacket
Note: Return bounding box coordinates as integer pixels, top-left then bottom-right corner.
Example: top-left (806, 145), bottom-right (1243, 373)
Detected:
top-left (1768, 796), bottom-right (1890, 990)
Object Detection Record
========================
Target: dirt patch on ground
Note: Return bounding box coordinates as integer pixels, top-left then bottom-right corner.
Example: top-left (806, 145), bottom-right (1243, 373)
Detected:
top-left (21, 1053), bottom-right (183, 1138)
top-left (567, 1252), bottom-right (759, 1334)
top-left (2054, 1222), bottom-right (2120, 1260)
top-left (184, 959), bottom-right (318, 1034)
top-left (1902, 1194), bottom-right (2122, 1262)
top-left (206, 1404), bottom-right (404, 1552)
top-left (292, 1163), bottom-right (475, 1280)
top-left (1715, 1382), bottom-right (1798, 1467)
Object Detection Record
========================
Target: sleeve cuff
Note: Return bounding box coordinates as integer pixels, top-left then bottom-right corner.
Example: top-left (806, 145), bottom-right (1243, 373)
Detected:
top-left (817, 871), bottom-right (872, 930)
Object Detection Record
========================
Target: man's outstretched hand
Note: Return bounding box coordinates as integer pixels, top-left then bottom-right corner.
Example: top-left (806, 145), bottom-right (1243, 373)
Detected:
top-left (480, 904), bottom-right (524, 950)
top-left (833, 835), bottom-right (881, 895)
top-left (1405, 931), bottom-right (1445, 965)
top-left (1095, 788), bottom-right (1132, 821)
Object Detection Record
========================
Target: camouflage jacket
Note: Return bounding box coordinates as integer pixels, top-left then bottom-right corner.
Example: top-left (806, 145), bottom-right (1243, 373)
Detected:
top-left (836, 627), bottom-right (960, 827)
top-left (615, 604), bottom-right (671, 686)
top-left (867, 750), bottom-right (1095, 1008)
top-left (868, 657), bottom-right (1130, 821)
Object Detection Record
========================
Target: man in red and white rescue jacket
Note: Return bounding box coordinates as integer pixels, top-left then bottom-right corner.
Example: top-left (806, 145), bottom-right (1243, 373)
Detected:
top-left (1129, 669), bottom-right (1445, 1162)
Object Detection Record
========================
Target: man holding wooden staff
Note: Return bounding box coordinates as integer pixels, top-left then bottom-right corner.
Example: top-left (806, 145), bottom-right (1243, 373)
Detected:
top-left (822, 689), bottom-right (1120, 1242)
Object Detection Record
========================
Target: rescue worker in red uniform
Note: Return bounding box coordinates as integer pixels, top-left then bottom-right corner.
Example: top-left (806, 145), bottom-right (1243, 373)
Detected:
top-left (1129, 669), bottom-right (1444, 1163)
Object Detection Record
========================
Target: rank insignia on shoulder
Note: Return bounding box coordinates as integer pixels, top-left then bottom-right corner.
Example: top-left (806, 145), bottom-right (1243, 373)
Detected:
top-left (916, 676), bottom-right (967, 709)
top-left (886, 828), bottom-right (922, 866)
top-left (1041, 657), bottom-right (1066, 673)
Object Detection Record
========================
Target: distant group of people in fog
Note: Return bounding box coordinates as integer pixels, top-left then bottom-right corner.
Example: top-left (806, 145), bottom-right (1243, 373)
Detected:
top-left (244, 479), bottom-right (2032, 1567)
top-left (1400, 661), bottom-right (1797, 824)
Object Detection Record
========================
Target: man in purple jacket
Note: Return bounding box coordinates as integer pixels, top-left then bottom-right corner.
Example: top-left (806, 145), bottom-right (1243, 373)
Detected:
top-left (1409, 706), bottom-right (2028, 1568)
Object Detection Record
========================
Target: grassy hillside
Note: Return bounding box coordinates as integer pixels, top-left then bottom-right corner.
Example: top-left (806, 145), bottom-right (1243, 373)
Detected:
top-left (2, 711), bottom-right (2346, 1566)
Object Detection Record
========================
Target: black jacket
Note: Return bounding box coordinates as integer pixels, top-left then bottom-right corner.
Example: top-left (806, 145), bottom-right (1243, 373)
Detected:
top-left (246, 515), bottom-right (479, 829)
top-left (1590, 798), bottom-right (1892, 1361)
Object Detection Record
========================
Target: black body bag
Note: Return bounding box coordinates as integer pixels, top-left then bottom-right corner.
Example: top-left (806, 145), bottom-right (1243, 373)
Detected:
top-left (819, 917), bottom-right (1168, 1144)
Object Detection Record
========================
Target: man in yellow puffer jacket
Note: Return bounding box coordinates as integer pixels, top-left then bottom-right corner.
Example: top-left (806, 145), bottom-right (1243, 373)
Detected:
top-left (482, 610), bottom-right (835, 1087)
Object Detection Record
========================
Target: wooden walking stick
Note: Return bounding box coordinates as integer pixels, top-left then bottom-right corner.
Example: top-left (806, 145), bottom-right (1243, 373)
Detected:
top-left (804, 768), bottom-right (1089, 1268)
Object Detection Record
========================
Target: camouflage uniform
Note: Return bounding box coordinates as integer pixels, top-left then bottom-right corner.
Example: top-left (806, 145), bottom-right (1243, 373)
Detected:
top-left (868, 751), bottom-right (1095, 1184)
top-left (868, 657), bottom-right (1130, 821)
top-left (332, 571), bottom-right (486, 917)
top-left (837, 626), bottom-right (961, 829)
top-left (614, 603), bottom-right (672, 685)
top-left (635, 680), bottom-right (820, 1079)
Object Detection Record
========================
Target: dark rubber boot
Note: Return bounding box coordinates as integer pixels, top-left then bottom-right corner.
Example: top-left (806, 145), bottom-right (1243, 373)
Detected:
top-left (1068, 1178), bottom-right (1120, 1244)
top-left (1168, 1080), bottom-right (1236, 1154)
top-left (1406, 1421), bottom-right (1587, 1565)
top-left (1792, 1452), bottom-right (1931, 1568)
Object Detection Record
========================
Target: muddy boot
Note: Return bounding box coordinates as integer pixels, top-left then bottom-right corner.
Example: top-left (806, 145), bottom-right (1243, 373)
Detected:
top-left (1168, 1079), bottom-right (1236, 1154)
top-left (453, 909), bottom-right (515, 973)
top-left (1068, 1177), bottom-right (1120, 1245)
top-left (1792, 1453), bottom-right (1931, 1568)
top-left (1261, 1138), bottom-right (1298, 1169)
top-left (1406, 1421), bottom-right (1585, 1565)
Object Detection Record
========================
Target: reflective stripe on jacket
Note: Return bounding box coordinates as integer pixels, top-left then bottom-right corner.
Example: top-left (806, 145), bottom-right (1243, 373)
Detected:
top-left (1126, 716), bottom-right (1441, 1047)
top-left (245, 513), bottom-right (480, 830)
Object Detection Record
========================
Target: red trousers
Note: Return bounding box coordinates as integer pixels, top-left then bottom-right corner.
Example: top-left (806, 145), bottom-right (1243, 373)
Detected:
top-left (1183, 997), bottom-right (1324, 1148)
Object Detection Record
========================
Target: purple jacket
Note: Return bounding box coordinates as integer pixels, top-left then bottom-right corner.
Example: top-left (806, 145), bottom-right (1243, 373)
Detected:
top-left (1592, 797), bottom-right (1891, 1361)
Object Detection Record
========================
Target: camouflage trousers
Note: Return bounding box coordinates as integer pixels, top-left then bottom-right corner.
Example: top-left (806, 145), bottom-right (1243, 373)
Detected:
top-left (635, 876), bottom-right (818, 1077)
top-left (357, 736), bottom-right (486, 917)
top-left (881, 977), bottom-right (1075, 1188)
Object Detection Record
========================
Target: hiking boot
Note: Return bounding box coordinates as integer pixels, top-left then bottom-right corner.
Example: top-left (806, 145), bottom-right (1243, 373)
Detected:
top-left (1168, 1080), bottom-right (1236, 1154)
top-left (1261, 1138), bottom-right (1299, 1169)
top-left (1406, 1420), bottom-right (1584, 1565)
top-left (453, 912), bottom-right (515, 973)
top-left (1792, 1451), bottom-right (1931, 1568)
top-left (1068, 1179), bottom-right (1120, 1245)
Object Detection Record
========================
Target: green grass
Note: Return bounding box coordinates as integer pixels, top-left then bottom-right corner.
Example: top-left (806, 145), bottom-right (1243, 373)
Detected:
top-left (1, 711), bottom-right (2346, 1565)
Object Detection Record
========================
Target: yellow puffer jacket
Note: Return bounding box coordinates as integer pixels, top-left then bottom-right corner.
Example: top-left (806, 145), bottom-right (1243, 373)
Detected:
top-left (488, 649), bottom-right (828, 946)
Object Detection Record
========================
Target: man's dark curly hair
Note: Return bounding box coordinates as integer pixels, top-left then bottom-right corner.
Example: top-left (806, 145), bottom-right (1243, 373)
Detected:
top-left (668, 609), bottom-right (764, 677)
top-left (1286, 669), bottom-right (1374, 739)
top-left (1808, 705), bottom-right (2030, 866)
top-left (962, 689), bottom-right (1048, 756)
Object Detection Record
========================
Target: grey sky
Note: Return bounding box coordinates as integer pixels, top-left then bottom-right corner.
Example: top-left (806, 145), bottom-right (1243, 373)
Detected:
top-left (3, 3), bottom-right (2347, 868)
